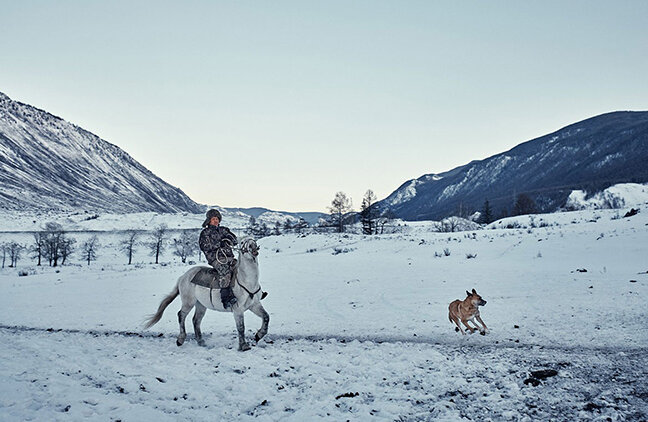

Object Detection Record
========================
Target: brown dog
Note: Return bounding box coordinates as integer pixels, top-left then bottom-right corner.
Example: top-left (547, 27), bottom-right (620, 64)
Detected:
top-left (448, 289), bottom-right (488, 335)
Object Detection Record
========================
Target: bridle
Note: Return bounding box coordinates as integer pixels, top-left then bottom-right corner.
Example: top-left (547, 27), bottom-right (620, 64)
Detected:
top-left (238, 238), bottom-right (259, 257)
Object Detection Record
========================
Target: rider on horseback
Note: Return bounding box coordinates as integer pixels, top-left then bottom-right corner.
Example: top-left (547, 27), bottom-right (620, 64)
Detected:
top-left (199, 209), bottom-right (238, 309)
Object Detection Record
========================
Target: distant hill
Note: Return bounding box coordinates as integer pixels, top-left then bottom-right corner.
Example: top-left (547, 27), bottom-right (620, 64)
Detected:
top-left (376, 111), bottom-right (648, 220)
top-left (223, 207), bottom-right (326, 226)
top-left (0, 91), bottom-right (203, 214)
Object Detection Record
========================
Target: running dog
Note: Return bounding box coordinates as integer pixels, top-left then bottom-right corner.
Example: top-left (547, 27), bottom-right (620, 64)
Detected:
top-left (448, 289), bottom-right (488, 335)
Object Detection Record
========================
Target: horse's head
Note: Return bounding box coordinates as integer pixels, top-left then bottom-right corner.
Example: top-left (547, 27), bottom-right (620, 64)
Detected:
top-left (238, 237), bottom-right (259, 261)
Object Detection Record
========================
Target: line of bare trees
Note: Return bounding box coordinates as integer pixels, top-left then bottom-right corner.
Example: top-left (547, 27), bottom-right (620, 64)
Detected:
top-left (119, 225), bottom-right (200, 265)
top-left (246, 216), bottom-right (310, 238)
top-left (29, 223), bottom-right (76, 267)
top-left (1, 241), bottom-right (24, 268)
top-left (1, 223), bottom-right (204, 268)
top-left (326, 190), bottom-right (394, 234)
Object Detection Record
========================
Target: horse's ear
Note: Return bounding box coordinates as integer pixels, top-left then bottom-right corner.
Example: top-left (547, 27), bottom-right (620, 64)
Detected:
top-left (466, 290), bottom-right (471, 297)
top-left (472, 288), bottom-right (477, 295)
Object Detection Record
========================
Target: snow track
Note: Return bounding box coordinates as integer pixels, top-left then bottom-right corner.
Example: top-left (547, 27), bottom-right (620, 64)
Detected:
top-left (4, 324), bottom-right (646, 354)
top-left (1, 325), bottom-right (647, 421)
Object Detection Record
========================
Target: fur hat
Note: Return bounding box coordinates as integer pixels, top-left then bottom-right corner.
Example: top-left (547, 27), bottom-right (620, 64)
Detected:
top-left (202, 209), bottom-right (222, 227)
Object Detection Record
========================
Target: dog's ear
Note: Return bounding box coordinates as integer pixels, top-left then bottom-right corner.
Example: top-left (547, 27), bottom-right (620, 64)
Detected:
top-left (472, 288), bottom-right (477, 295)
top-left (466, 290), bottom-right (471, 297)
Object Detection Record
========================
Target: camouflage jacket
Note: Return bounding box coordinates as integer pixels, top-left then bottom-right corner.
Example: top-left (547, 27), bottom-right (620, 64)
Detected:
top-left (199, 225), bottom-right (238, 266)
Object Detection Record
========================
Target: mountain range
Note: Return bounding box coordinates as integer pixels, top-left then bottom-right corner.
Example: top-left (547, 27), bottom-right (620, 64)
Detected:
top-left (0, 91), bottom-right (203, 214)
top-left (376, 111), bottom-right (648, 220)
top-left (2, 91), bottom-right (646, 222)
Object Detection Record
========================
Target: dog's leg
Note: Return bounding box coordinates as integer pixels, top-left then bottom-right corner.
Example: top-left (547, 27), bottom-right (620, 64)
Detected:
top-left (468, 318), bottom-right (485, 335)
top-left (449, 312), bottom-right (465, 335)
top-left (462, 319), bottom-right (476, 334)
top-left (476, 315), bottom-right (488, 333)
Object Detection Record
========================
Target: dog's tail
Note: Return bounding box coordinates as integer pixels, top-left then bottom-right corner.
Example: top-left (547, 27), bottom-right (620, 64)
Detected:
top-left (143, 283), bottom-right (179, 329)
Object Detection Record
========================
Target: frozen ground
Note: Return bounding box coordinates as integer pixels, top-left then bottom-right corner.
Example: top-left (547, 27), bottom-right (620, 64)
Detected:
top-left (1, 206), bottom-right (647, 421)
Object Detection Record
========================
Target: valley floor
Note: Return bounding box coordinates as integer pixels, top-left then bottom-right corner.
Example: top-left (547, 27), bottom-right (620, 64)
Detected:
top-left (1, 208), bottom-right (647, 421)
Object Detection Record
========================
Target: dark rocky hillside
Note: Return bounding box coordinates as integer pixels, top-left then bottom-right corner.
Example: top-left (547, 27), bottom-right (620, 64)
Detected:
top-left (376, 111), bottom-right (648, 220)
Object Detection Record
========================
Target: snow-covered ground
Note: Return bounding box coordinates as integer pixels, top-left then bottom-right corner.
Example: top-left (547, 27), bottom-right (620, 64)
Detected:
top-left (565, 183), bottom-right (648, 211)
top-left (0, 207), bottom-right (296, 234)
top-left (1, 205), bottom-right (647, 421)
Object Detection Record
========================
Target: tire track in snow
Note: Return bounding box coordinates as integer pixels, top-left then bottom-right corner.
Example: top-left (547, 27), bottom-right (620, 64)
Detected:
top-left (1, 324), bottom-right (646, 354)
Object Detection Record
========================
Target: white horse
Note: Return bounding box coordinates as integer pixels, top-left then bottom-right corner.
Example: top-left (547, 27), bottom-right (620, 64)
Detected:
top-left (144, 237), bottom-right (269, 351)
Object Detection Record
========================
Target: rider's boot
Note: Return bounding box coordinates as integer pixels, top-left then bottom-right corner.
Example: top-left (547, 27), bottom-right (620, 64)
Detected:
top-left (221, 287), bottom-right (237, 309)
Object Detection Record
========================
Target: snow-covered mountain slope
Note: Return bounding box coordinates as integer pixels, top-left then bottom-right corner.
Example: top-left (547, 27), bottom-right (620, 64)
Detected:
top-left (565, 182), bottom-right (648, 211)
top-left (378, 111), bottom-right (648, 220)
top-left (223, 207), bottom-right (326, 226)
top-left (0, 92), bottom-right (203, 214)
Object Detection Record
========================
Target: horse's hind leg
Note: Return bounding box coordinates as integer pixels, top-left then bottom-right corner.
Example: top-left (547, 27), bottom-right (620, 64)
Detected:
top-left (177, 299), bottom-right (195, 347)
top-left (193, 302), bottom-right (207, 347)
top-left (249, 303), bottom-right (270, 342)
top-left (233, 312), bottom-right (251, 351)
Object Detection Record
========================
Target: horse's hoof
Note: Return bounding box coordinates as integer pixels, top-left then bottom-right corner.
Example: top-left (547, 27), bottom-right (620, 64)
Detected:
top-left (255, 333), bottom-right (261, 342)
top-left (197, 340), bottom-right (206, 347)
top-left (176, 339), bottom-right (184, 347)
top-left (480, 331), bottom-right (486, 336)
top-left (239, 343), bottom-right (251, 352)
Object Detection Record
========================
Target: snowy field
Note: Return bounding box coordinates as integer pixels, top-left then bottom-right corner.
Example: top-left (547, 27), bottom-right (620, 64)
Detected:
top-left (1, 205), bottom-right (647, 421)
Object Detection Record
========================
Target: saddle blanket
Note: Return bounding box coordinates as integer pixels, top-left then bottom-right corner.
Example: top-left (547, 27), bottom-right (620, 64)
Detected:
top-left (190, 267), bottom-right (220, 288)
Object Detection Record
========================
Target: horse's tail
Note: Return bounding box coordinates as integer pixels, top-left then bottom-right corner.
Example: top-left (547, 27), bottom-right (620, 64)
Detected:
top-left (143, 283), bottom-right (179, 329)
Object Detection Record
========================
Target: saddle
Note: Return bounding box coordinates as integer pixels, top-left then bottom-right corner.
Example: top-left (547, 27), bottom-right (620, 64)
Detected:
top-left (190, 267), bottom-right (219, 288)
top-left (190, 266), bottom-right (233, 289)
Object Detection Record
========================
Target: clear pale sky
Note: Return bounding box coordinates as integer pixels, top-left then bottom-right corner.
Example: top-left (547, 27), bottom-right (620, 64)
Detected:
top-left (2, 1), bottom-right (647, 212)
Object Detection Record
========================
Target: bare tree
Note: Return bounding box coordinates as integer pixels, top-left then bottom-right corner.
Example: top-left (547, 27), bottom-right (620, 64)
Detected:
top-left (148, 224), bottom-right (168, 264)
top-left (273, 221), bottom-right (282, 236)
top-left (59, 237), bottom-right (76, 265)
top-left (120, 230), bottom-right (139, 265)
top-left (376, 210), bottom-right (395, 234)
top-left (43, 223), bottom-right (65, 267)
top-left (7, 242), bottom-right (25, 267)
top-left (172, 230), bottom-right (197, 264)
top-left (1, 243), bottom-right (7, 268)
top-left (360, 189), bottom-right (379, 235)
top-left (328, 191), bottom-right (353, 233)
top-left (30, 232), bottom-right (47, 266)
top-left (81, 235), bottom-right (100, 265)
top-left (437, 217), bottom-right (460, 233)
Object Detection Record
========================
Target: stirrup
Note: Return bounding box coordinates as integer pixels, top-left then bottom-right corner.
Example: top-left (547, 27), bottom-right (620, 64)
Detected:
top-left (223, 297), bottom-right (237, 309)
top-left (261, 291), bottom-right (268, 300)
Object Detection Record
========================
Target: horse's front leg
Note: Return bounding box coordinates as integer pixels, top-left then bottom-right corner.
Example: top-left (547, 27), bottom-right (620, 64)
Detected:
top-left (233, 312), bottom-right (251, 351)
top-left (249, 303), bottom-right (270, 342)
